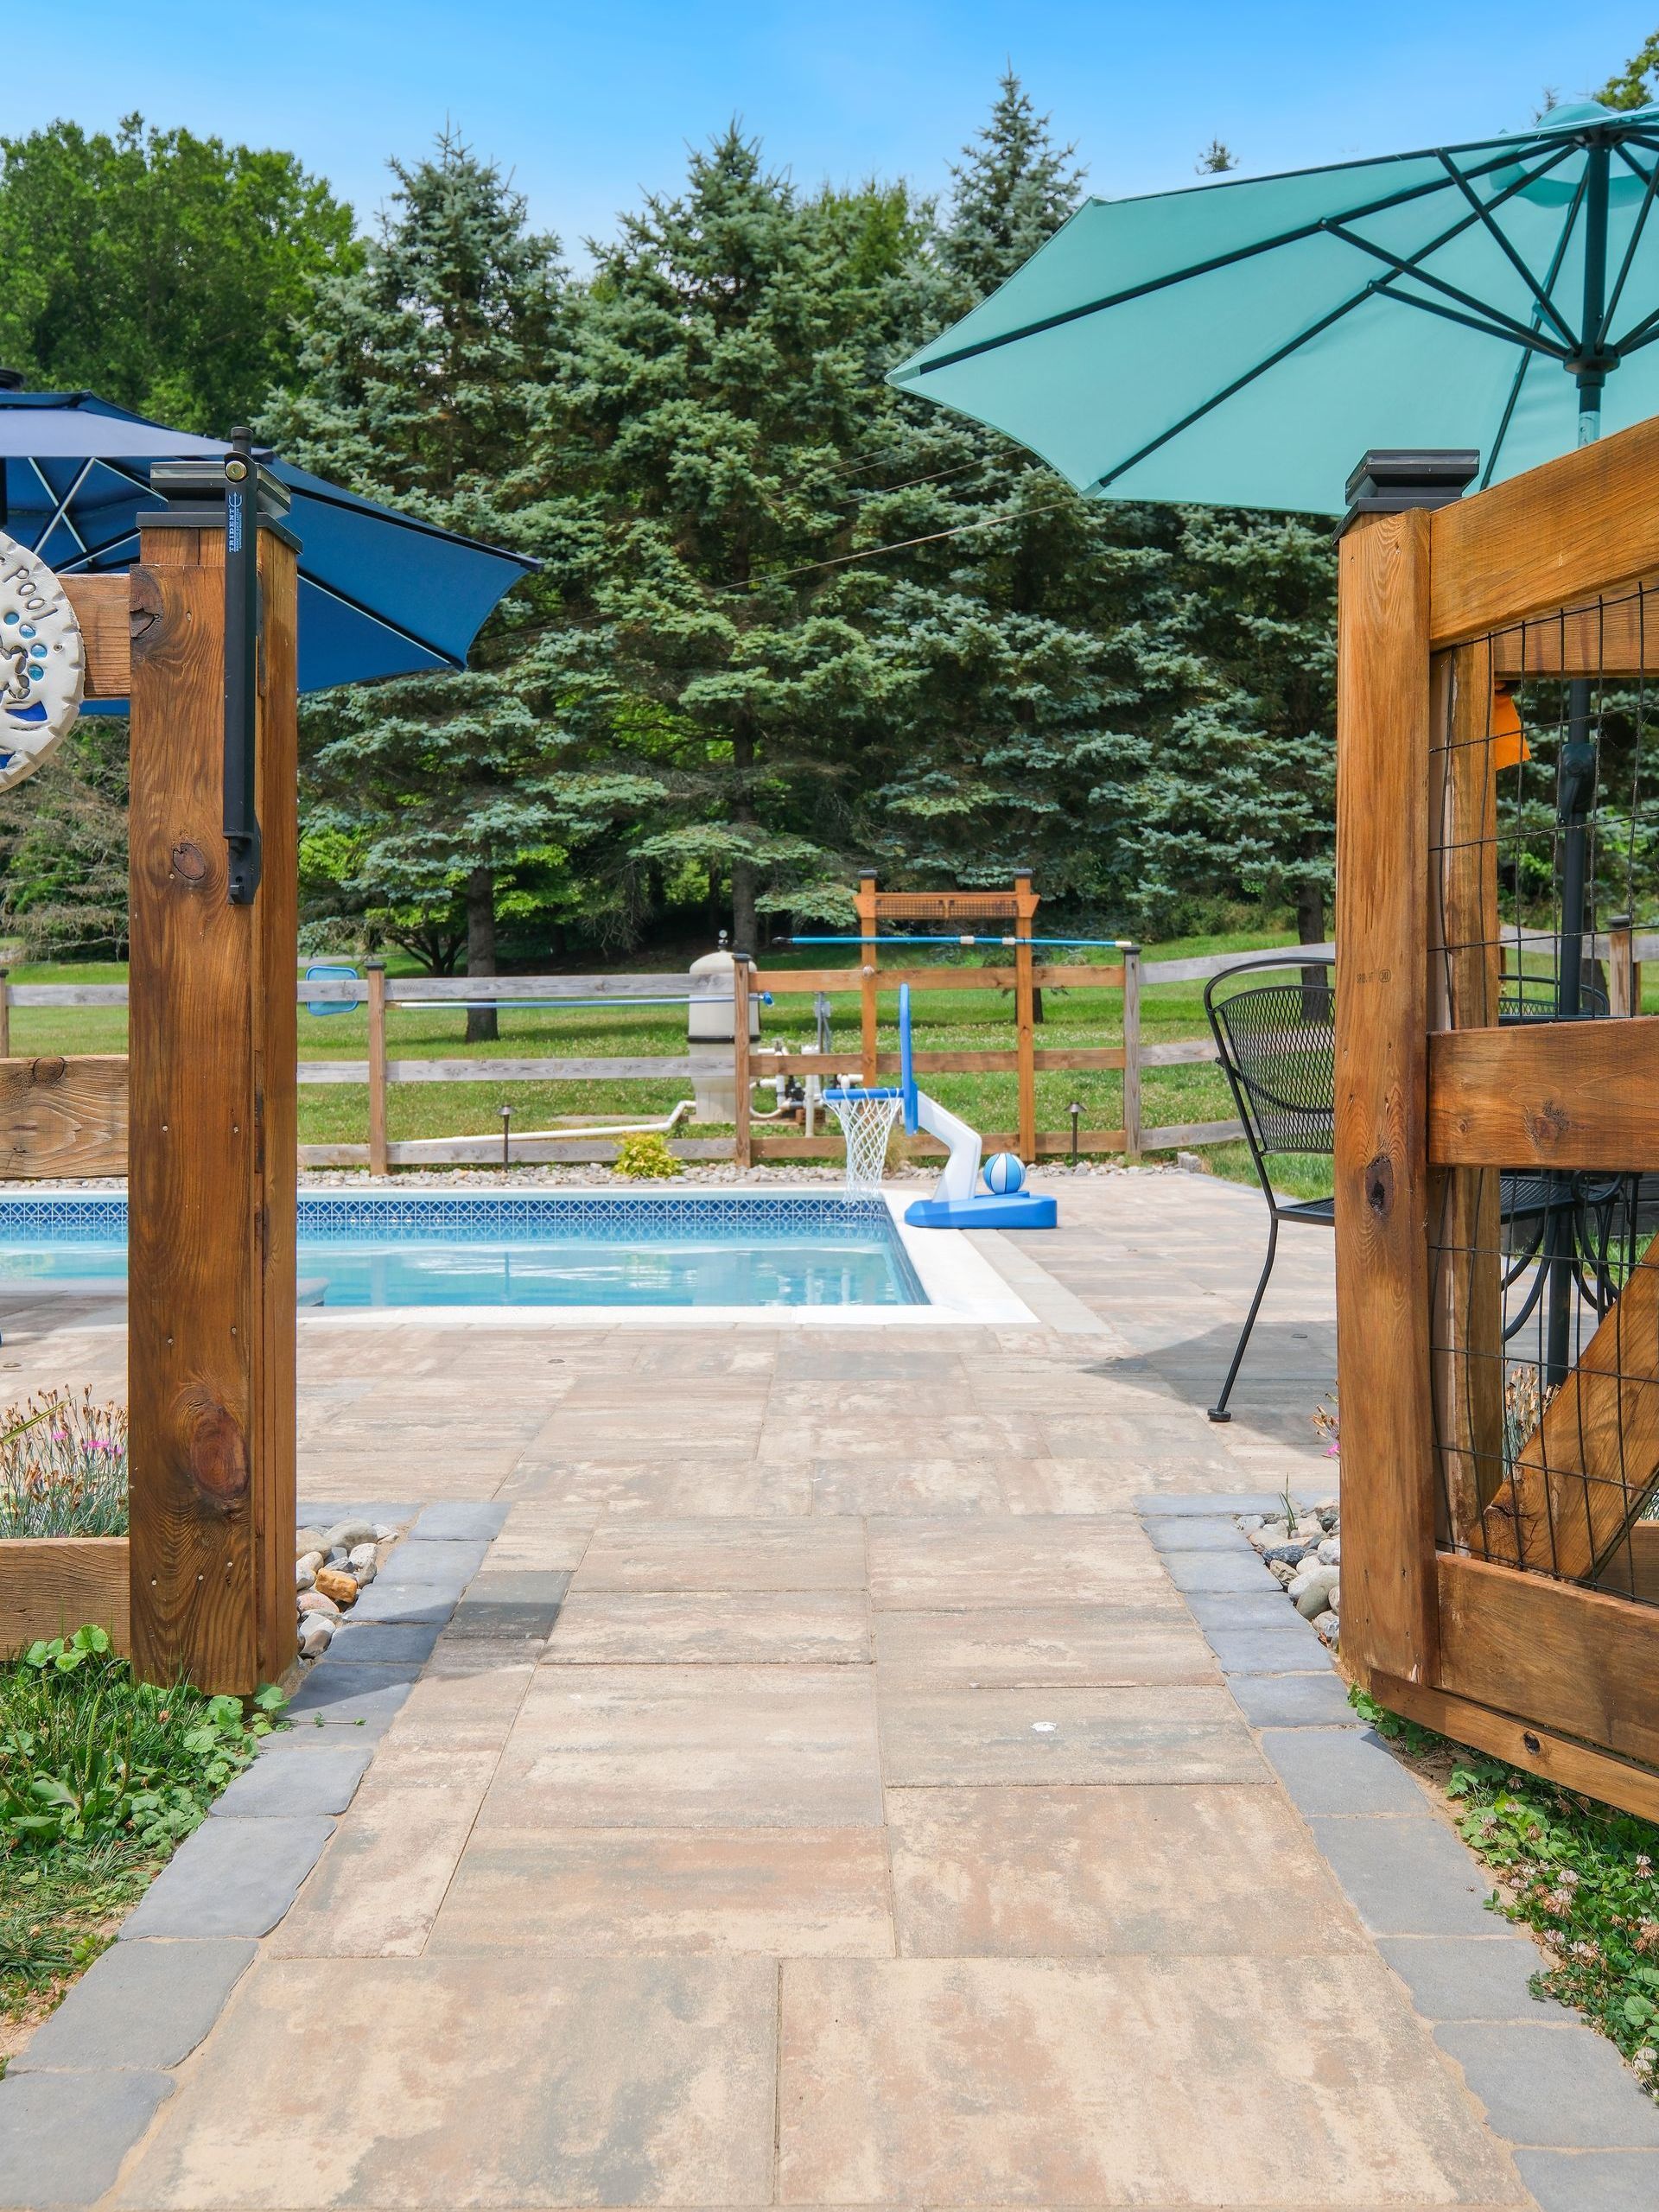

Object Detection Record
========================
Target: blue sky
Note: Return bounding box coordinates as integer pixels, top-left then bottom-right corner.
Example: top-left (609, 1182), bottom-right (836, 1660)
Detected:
top-left (48, 1), bottom-right (1659, 250)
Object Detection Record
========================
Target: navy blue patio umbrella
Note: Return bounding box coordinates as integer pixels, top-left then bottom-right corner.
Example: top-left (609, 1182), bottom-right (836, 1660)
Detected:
top-left (0, 387), bottom-right (536, 697)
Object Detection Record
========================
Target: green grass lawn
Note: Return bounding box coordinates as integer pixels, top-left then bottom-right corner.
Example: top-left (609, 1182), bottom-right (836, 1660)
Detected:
top-left (3, 928), bottom-right (1337, 1195)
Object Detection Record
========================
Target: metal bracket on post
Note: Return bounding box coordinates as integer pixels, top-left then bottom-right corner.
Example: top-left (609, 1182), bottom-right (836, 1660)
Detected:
top-left (148, 434), bottom-right (297, 906)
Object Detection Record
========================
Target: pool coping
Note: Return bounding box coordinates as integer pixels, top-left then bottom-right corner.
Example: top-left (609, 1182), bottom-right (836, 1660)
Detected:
top-left (0, 1187), bottom-right (1047, 1330)
top-left (1137, 1491), bottom-right (1659, 2212)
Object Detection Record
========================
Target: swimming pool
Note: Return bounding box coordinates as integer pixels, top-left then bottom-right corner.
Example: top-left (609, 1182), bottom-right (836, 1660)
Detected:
top-left (0, 1193), bottom-right (928, 1310)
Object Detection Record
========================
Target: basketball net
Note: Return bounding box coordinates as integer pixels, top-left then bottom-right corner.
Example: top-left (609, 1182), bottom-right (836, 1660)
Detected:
top-left (826, 1090), bottom-right (901, 1202)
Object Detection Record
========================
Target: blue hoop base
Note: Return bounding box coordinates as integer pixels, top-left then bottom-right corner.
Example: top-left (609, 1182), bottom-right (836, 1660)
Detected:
top-left (905, 1192), bottom-right (1057, 1230)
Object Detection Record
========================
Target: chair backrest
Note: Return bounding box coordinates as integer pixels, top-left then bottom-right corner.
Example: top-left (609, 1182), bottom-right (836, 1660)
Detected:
top-left (1498, 970), bottom-right (1611, 1022)
top-left (1205, 958), bottom-right (1336, 1160)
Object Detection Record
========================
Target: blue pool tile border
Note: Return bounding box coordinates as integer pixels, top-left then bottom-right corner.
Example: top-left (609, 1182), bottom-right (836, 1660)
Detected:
top-left (0, 1190), bottom-right (896, 1244)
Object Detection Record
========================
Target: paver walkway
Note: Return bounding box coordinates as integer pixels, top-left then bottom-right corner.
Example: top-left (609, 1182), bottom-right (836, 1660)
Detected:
top-left (3, 1174), bottom-right (1546, 2206)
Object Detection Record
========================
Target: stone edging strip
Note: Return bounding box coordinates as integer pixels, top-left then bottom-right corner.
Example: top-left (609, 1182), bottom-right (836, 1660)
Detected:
top-left (1136, 1491), bottom-right (1659, 2212)
top-left (0, 1499), bottom-right (510, 2212)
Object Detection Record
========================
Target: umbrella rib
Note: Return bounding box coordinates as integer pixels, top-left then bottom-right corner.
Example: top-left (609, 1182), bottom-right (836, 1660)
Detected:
top-left (27, 457), bottom-right (93, 556)
top-left (1092, 289), bottom-right (1381, 492)
top-left (911, 137), bottom-right (1573, 374)
top-left (275, 475), bottom-right (537, 569)
top-left (1362, 275), bottom-right (1569, 356)
top-left (53, 528), bottom-right (141, 575)
top-left (1482, 204), bottom-right (1582, 489)
top-left (1432, 150), bottom-right (1578, 346)
top-left (1321, 221), bottom-right (1571, 355)
top-left (1604, 146), bottom-right (1659, 348)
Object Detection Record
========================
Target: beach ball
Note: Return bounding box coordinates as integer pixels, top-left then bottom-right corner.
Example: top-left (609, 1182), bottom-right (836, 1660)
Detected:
top-left (983, 1152), bottom-right (1026, 1195)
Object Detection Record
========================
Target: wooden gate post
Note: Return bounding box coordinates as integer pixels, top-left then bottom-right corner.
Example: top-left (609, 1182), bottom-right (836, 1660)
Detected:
top-left (1334, 500), bottom-right (1439, 1692)
top-left (1014, 871), bottom-right (1038, 1162)
top-left (732, 953), bottom-right (753, 1169)
top-left (856, 875), bottom-right (879, 1089)
top-left (127, 479), bottom-right (298, 1694)
top-left (365, 960), bottom-right (390, 1178)
top-left (1121, 944), bottom-right (1143, 1164)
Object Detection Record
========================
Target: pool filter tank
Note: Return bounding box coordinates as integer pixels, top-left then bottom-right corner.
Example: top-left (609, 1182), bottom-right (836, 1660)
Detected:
top-left (687, 935), bottom-right (760, 1122)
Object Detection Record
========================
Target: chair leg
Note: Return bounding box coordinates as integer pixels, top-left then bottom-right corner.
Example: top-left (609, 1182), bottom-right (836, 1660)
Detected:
top-left (1209, 1211), bottom-right (1280, 1423)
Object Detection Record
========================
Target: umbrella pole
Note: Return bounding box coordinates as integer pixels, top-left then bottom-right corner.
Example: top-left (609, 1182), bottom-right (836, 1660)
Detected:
top-left (1544, 137), bottom-right (1611, 1385)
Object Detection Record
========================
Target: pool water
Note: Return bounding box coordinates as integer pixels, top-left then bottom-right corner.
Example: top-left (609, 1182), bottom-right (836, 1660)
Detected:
top-left (0, 1194), bottom-right (926, 1310)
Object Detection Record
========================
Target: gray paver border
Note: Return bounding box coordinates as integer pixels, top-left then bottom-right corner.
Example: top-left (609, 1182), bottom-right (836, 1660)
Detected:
top-left (0, 1504), bottom-right (486, 2207)
top-left (1135, 1491), bottom-right (1659, 2208)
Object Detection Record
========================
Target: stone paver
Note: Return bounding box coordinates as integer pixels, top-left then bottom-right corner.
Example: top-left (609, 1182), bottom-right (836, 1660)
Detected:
top-left (0, 2073), bottom-right (174, 2209)
top-left (210, 1744), bottom-right (372, 1818)
top-left (429, 1825), bottom-right (895, 1955)
top-left (886, 1783), bottom-right (1363, 1956)
top-left (114, 1957), bottom-right (777, 2209)
top-left (119, 1816), bottom-right (335, 1941)
top-left (1437, 2022), bottom-right (1659, 2147)
top-left (1516, 2147), bottom-right (1659, 2210)
top-left (1380, 1936), bottom-right (1580, 2024)
top-left (1308, 1812), bottom-right (1514, 1937)
top-left (10, 1942), bottom-right (255, 2073)
top-left (778, 1955), bottom-right (1520, 2205)
top-left (483, 1661), bottom-right (886, 1827)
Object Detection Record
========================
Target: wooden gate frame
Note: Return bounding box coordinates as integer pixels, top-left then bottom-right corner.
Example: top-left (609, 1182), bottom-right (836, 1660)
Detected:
top-left (1337, 415), bottom-right (1659, 1822)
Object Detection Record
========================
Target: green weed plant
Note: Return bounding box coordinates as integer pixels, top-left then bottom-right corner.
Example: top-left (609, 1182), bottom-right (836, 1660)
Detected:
top-left (1, 1628), bottom-right (283, 1850)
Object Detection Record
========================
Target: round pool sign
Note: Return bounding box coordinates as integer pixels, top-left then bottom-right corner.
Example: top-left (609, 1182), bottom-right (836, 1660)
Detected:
top-left (0, 534), bottom-right (84, 793)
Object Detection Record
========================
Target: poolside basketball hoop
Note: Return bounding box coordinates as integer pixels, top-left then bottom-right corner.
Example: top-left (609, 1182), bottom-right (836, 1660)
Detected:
top-left (823, 1085), bottom-right (901, 1201)
top-left (824, 976), bottom-right (918, 1202)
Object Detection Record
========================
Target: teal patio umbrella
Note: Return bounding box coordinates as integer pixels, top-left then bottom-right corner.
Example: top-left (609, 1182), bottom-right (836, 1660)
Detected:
top-left (893, 98), bottom-right (1659, 1392)
top-left (889, 99), bottom-right (1659, 512)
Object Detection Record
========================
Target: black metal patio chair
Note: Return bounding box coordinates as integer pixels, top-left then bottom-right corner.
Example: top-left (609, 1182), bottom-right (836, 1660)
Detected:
top-left (1203, 957), bottom-right (1337, 1423)
top-left (1202, 953), bottom-right (1632, 1421)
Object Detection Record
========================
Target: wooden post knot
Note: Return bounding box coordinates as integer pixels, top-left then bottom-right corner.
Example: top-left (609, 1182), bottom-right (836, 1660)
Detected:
top-left (187, 1402), bottom-right (250, 1504)
top-left (170, 842), bottom-right (210, 885)
top-left (1365, 1154), bottom-right (1395, 1217)
top-left (29, 1056), bottom-right (67, 1085)
top-left (1525, 1098), bottom-right (1571, 1149)
top-left (128, 569), bottom-right (163, 662)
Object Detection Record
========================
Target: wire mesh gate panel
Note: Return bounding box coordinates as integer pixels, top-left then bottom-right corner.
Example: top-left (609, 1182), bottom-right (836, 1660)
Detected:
top-left (1337, 423), bottom-right (1659, 1822)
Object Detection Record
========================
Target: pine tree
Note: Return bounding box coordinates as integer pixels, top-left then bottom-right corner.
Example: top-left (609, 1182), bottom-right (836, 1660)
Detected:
top-left (942, 73), bottom-right (1084, 303)
top-left (1141, 511), bottom-right (1337, 941)
top-left (524, 132), bottom-right (925, 950)
top-left (837, 74), bottom-right (1196, 921)
top-left (855, 73), bottom-right (1334, 938)
top-left (261, 131), bottom-right (562, 1032)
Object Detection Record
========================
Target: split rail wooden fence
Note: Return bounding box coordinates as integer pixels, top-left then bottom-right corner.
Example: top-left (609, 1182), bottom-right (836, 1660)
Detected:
top-left (0, 937), bottom-right (1311, 1177)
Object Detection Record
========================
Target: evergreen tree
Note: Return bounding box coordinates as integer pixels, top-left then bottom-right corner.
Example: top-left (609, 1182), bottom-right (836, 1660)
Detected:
top-left (843, 73), bottom-right (1335, 936)
top-left (0, 117), bottom-right (358, 432)
top-left (942, 73), bottom-right (1084, 301)
top-left (261, 131), bottom-right (561, 1032)
top-left (1141, 512), bottom-right (1337, 941)
top-left (840, 74), bottom-right (1196, 919)
top-left (526, 133), bottom-right (925, 950)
